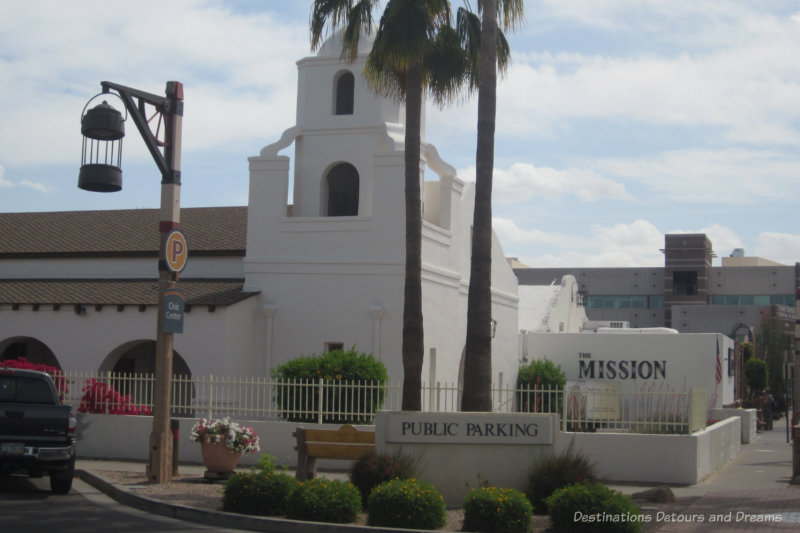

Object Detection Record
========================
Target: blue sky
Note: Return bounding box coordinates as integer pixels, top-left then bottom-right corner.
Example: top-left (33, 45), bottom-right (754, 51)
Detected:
top-left (2, 1), bottom-right (799, 267)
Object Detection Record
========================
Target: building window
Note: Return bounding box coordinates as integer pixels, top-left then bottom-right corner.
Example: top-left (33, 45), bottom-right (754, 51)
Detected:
top-left (711, 294), bottom-right (794, 306)
top-left (325, 342), bottom-right (344, 353)
top-left (673, 271), bottom-right (698, 295)
top-left (326, 163), bottom-right (359, 216)
top-left (586, 295), bottom-right (645, 309)
top-left (334, 71), bottom-right (354, 115)
top-left (648, 295), bottom-right (664, 309)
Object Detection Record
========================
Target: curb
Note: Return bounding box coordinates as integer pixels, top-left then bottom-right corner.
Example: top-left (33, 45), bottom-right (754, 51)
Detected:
top-left (76, 470), bottom-right (426, 533)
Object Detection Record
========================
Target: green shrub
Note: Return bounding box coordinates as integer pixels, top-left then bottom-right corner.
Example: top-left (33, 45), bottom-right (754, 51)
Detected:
top-left (516, 358), bottom-right (565, 413)
top-left (744, 358), bottom-right (768, 398)
top-left (350, 450), bottom-right (417, 507)
top-left (271, 348), bottom-right (388, 423)
top-left (463, 486), bottom-right (532, 533)
top-left (546, 482), bottom-right (643, 533)
top-left (367, 478), bottom-right (446, 530)
top-left (222, 472), bottom-right (299, 516)
top-left (526, 445), bottom-right (597, 513)
top-left (286, 478), bottom-right (361, 523)
top-left (252, 453), bottom-right (277, 474)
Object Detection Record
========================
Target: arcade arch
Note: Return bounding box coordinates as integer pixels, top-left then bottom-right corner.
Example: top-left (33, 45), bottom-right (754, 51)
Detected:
top-left (99, 340), bottom-right (194, 416)
top-left (0, 336), bottom-right (61, 369)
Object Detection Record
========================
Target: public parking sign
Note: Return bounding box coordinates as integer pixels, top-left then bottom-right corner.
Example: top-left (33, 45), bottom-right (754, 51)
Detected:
top-left (165, 229), bottom-right (188, 273)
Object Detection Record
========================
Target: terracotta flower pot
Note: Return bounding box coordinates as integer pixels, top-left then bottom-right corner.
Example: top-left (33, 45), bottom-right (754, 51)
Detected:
top-left (200, 435), bottom-right (241, 473)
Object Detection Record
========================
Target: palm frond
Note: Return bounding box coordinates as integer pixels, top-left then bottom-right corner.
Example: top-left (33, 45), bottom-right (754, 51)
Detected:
top-left (497, 0), bottom-right (525, 31)
top-left (310, 0), bottom-right (352, 50)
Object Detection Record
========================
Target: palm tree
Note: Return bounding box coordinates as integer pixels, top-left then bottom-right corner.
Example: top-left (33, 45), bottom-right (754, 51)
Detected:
top-left (461, 0), bottom-right (524, 412)
top-left (310, 0), bottom-right (468, 411)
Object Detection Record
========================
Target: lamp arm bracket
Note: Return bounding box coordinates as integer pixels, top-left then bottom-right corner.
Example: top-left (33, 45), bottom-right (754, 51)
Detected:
top-left (101, 81), bottom-right (183, 183)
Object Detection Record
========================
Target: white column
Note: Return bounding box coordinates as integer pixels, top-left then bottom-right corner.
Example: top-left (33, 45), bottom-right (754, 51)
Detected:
top-left (262, 303), bottom-right (276, 375)
top-left (370, 304), bottom-right (384, 360)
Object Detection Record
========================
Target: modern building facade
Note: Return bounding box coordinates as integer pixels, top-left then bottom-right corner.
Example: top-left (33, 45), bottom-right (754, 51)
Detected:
top-left (515, 234), bottom-right (798, 341)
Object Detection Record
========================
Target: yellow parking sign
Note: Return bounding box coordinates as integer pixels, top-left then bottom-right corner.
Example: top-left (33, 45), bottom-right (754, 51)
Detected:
top-left (165, 229), bottom-right (188, 273)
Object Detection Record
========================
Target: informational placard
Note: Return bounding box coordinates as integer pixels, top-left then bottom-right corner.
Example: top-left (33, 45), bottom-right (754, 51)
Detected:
top-left (566, 381), bottom-right (621, 420)
top-left (163, 289), bottom-right (185, 334)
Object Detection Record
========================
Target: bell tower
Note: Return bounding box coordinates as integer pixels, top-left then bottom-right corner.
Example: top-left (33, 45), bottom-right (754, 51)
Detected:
top-left (288, 29), bottom-right (407, 219)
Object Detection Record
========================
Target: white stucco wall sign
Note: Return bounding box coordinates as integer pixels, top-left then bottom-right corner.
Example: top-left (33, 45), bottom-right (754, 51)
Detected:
top-left (523, 332), bottom-right (735, 408)
top-left (382, 411), bottom-right (554, 445)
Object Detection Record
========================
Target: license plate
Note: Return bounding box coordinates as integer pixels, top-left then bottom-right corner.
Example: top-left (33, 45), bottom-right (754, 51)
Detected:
top-left (1, 442), bottom-right (24, 456)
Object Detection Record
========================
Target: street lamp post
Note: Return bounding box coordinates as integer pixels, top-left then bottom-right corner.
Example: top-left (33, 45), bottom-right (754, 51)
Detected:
top-left (79, 81), bottom-right (184, 484)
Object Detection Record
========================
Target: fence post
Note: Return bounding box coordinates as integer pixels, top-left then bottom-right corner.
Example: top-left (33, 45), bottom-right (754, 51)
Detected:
top-left (208, 375), bottom-right (213, 420)
top-left (317, 377), bottom-right (324, 425)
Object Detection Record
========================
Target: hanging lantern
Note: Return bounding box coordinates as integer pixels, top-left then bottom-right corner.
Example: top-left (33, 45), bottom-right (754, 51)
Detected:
top-left (78, 98), bottom-right (126, 192)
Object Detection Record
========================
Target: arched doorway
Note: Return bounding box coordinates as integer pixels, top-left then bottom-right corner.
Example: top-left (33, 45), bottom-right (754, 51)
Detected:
top-left (0, 336), bottom-right (61, 369)
top-left (99, 340), bottom-right (194, 416)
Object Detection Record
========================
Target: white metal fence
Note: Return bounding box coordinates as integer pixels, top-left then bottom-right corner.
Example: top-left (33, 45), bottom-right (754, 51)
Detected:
top-left (59, 372), bottom-right (699, 433)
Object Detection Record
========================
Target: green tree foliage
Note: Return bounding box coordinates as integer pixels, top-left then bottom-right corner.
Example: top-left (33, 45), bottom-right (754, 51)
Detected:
top-left (757, 316), bottom-right (791, 400)
top-left (741, 341), bottom-right (754, 363)
top-left (271, 348), bottom-right (388, 423)
top-left (744, 358), bottom-right (768, 399)
top-left (516, 359), bottom-right (566, 413)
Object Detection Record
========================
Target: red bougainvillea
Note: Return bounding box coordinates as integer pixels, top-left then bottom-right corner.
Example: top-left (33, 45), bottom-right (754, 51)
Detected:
top-left (1, 357), bottom-right (68, 397)
top-left (78, 378), bottom-right (152, 416)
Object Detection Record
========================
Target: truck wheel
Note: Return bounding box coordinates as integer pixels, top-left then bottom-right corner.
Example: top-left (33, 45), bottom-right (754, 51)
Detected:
top-left (50, 470), bottom-right (74, 494)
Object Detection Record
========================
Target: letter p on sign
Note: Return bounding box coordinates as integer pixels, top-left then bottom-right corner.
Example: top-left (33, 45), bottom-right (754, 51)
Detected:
top-left (165, 230), bottom-right (189, 273)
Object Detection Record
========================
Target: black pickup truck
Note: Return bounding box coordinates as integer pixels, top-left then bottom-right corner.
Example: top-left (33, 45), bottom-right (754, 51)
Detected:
top-left (0, 368), bottom-right (77, 493)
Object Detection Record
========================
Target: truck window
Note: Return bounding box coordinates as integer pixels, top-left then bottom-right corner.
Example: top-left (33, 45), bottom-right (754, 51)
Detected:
top-left (0, 377), bottom-right (55, 404)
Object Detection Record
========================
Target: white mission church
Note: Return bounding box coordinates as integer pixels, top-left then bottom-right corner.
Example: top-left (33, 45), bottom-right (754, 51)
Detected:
top-left (0, 30), bottom-right (521, 391)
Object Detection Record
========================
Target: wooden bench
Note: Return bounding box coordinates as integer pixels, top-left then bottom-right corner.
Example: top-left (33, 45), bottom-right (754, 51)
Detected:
top-left (293, 425), bottom-right (375, 481)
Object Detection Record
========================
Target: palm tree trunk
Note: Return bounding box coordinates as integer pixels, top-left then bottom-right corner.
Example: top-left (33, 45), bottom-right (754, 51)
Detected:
top-left (462, 0), bottom-right (497, 412)
top-left (402, 64), bottom-right (424, 411)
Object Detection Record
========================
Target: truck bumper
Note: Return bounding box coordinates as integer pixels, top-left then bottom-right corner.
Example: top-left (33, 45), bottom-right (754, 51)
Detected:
top-left (30, 442), bottom-right (77, 463)
top-left (0, 441), bottom-right (76, 474)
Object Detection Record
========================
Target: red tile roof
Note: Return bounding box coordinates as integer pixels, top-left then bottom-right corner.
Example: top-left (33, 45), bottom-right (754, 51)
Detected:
top-left (0, 206), bottom-right (247, 258)
top-left (0, 278), bottom-right (256, 306)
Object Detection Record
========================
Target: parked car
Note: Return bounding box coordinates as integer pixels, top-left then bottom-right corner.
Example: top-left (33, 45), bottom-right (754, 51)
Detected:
top-left (0, 368), bottom-right (77, 493)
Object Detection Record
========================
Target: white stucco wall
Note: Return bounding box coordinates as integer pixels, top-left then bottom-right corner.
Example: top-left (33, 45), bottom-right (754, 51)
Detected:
top-left (2, 28), bottom-right (521, 401)
top-left (242, 31), bottom-right (519, 391)
top-left (0, 297), bottom-right (263, 378)
top-left (523, 332), bottom-right (735, 409)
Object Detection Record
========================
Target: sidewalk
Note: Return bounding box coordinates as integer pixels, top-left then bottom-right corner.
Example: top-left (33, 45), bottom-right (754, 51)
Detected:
top-left (648, 425), bottom-right (800, 532)
top-left (76, 424), bottom-right (800, 532)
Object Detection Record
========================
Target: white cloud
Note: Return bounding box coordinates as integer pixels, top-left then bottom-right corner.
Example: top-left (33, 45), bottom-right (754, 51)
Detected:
top-left (754, 232), bottom-right (800, 266)
top-left (19, 180), bottom-right (55, 194)
top-left (0, 165), bottom-right (11, 187)
top-left (495, 3), bottom-right (800, 148)
top-left (598, 148), bottom-right (800, 205)
top-left (0, 1), bottom-right (308, 167)
top-left (0, 166), bottom-right (55, 193)
top-left (495, 217), bottom-right (665, 267)
top-left (458, 163), bottom-right (631, 204)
